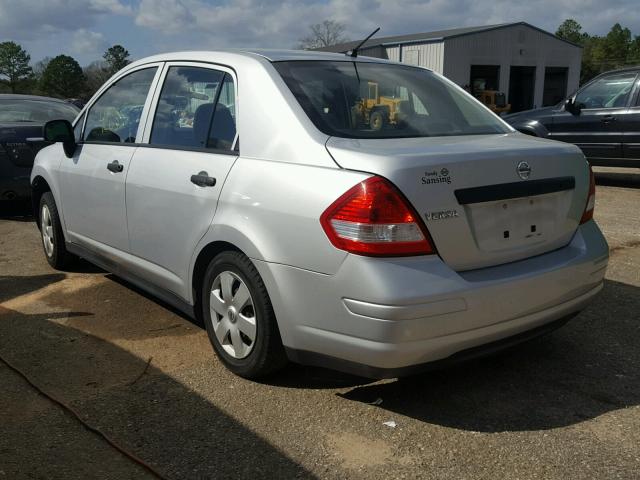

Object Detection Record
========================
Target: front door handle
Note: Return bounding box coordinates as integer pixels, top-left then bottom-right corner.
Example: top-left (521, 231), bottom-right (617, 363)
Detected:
top-left (601, 115), bottom-right (616, 124)
top-left (107, 160), bottom-right (124, 173)
top-left (190, 171), bottom-right (216, 187)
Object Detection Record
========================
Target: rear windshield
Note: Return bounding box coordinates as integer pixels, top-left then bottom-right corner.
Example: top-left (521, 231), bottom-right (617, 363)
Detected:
top-left (0, 99), bottom-right (79, 123)
top-left (274, 61), bottom-right (510, 139)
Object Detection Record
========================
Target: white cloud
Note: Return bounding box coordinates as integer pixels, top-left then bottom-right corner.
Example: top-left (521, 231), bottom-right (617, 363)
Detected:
top-left (130, 0), bottom-right (639, 50)
top-left (0, 0), bottom-right (132, 39)
top-left (89, 0), bottom-right (133, 15)
top-left (135, 0), bottom-right (194, 33)
top-left (72, 29), bottom-right (108, 55)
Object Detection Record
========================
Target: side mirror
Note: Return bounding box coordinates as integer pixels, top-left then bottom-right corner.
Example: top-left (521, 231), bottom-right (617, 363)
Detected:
top-left (564, 98), bottom-right (581, 115)
top-left (44, 119), bottom-right (76, 158)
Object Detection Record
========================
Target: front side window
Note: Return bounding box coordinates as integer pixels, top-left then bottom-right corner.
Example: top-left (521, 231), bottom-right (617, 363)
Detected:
top-left (84, 67), bottom-right (157, 143)
top-left (274, 61), bottom-right (510, 139)
top-left (574, 73), bottom-right (637, 109)
top-left (150, 66), bottom-right (237, 151)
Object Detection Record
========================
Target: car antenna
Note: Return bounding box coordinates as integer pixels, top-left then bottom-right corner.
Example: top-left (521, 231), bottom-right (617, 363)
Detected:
top-left (349, 27), bottom-right (380, 58)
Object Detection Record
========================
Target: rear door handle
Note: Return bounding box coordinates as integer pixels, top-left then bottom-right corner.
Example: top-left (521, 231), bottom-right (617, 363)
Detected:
top-left (107, 160), bottom-right (124, 173)
top-left (190, 171), bottom-right (216, 187)
top-left (601, 115), bottom-right (616, 124)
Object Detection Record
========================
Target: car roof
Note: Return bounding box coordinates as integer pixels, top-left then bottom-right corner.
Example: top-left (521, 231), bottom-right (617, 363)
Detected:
top-left (596, 65), bottom-right (640, 76)
top-left (0, 93), bottom-right (72, 103)
top-left (126, 49), bottom-right (396, 69)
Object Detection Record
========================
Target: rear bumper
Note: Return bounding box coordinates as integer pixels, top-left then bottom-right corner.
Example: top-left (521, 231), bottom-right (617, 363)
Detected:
top-left (286, 313), bottom-right (578, 378)
top-left (254, 221), bottom-right (608, 377)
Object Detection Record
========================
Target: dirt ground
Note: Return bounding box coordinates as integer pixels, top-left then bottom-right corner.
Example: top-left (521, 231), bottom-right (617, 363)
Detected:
top-left (0, 168), bottom-right (638, 479)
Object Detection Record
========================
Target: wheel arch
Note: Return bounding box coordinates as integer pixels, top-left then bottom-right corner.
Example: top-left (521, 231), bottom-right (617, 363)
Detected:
top-left (31, 175), bottom-right (52, 228)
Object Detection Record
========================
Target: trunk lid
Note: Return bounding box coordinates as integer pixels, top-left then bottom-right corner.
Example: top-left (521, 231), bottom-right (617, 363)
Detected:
top-left (326, 133), bottom-right (590, 271)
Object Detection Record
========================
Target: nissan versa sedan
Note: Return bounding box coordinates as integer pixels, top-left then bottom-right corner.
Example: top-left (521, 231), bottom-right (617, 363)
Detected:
top-left (31, 50), bottom-right (608, 379)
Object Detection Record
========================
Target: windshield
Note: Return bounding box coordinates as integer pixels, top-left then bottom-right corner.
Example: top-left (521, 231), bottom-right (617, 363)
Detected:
top-left (274, 61), bottom-right (511, 139)
top-left (0, 99), bottom-right (79, 123)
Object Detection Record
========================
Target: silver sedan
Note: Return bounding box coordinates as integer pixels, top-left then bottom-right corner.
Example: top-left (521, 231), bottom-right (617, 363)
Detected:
top-left (31, 50), bottom-right (608, 379)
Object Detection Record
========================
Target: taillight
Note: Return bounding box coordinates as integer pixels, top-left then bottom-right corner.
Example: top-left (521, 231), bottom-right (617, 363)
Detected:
top-left (580, 165), bottom-right (596, 224)
top-left (320, 176), bottom-right (434, 256)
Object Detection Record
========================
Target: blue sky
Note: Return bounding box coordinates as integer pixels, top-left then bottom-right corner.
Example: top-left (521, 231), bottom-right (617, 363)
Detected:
top-left (0, 0), bottom-right (635, 66)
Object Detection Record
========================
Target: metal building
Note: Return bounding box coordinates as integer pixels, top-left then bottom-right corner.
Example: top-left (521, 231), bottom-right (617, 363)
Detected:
top-left (318, 22), bottom-right (582, 113)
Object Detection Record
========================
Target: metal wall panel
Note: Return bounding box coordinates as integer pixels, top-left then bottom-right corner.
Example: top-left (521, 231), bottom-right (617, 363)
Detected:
top-left (385, 45), bottom-right (401, 62)
top-left (392, 42), bottom-right (444, 72)
top-left (442, 24), bottom-right (582, 108)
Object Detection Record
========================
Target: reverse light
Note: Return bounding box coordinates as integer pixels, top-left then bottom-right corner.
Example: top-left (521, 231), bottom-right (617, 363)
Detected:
top-left (320, 176), bottom-right (435, 256)
top-left (580, 165), bottom-right (596, 224)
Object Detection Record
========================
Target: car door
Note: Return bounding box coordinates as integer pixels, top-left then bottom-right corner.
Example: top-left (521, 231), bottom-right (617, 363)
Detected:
top-left (622, 75), bottom-right (640, 165)
top-left (59, 65), bottom-right (161, 254)
top-left (125, 63), bottom-right (239, 297)
top-left (548, 71), bottom-right (637, 163)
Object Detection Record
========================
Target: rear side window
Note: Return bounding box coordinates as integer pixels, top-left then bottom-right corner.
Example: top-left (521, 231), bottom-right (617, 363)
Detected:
top-left (150, 66), bottom-right (237, 152)
top-left (84, 67), bottom-right (157, 143)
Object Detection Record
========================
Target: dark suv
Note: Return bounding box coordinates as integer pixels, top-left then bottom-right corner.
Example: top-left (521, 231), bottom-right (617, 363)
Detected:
top-left (505, 67), bottom-right (640, 168)
top-left (1, 94), bottom-right (79, 202)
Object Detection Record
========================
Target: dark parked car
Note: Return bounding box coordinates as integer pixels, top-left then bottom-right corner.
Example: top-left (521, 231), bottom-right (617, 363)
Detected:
top-left (0, 94), bottom-right (79, 202)
top-left (505, 67), bottom-right (640, 168)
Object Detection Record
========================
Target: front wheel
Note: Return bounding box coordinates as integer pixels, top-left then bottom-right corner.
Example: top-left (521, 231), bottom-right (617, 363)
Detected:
top-left (39, 192), bottom-right (73, 269)
top-left (369, 110), bottom-right (385, 131)
top-left (201, 251), bottom-right (287, 379)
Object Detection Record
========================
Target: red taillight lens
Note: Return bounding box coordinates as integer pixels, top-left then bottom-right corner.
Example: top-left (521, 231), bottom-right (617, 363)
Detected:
top-left (320, 176), bottom-right (434, 256)
top-left (580, 165), bottom-right (596, 224)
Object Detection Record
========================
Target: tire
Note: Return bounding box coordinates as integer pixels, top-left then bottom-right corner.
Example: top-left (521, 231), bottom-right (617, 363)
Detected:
top-left (201, 251), bottom-right (287, 378)
top-left (39, 192), bottom-right (73, 269)
top-left (369, 110), bottom-right (385, 131)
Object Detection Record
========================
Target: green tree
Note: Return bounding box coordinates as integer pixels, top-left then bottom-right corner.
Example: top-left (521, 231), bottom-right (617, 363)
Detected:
top-left (103, 45), bottom-right (130, 75)
top-left (40, 55), bottom-right (86, 98)
top-left (83, 60), bottom-right (111, 99)
top-left (555, 19), bottom-right (587, 45)
top-left (0, 41), bottom-right (33, 93)
top-left (628, 36), bottom-right (640, 64)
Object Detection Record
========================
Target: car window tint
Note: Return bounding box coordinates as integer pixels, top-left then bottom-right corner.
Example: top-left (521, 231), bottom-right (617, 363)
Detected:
top-left (274, 61), bottom-right (508, 139)
top-left (84, 67), bottom-right (157, 143)
top-left (208, 75), bottom-right (237, 151)
top-left (150, 66), bottom-right (224, 149)
top-left (575, 73), bottom-right (637, 109)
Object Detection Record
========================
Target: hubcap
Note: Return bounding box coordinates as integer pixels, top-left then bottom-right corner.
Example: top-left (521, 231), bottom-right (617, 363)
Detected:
top-left (41, 205), bottom-right (54, 257)
top-left (209, 271), bottom-right (256, 359)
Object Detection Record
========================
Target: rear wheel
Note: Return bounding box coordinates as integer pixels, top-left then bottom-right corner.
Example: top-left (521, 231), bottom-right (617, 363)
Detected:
top-left (39, 192), bottom-right (73, 269)
top-left (201, 251), bottom-right (287, 378)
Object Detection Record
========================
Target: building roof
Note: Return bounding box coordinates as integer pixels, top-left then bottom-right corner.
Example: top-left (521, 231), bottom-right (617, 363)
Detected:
top-left (316, 22), bottom-right (581, 53)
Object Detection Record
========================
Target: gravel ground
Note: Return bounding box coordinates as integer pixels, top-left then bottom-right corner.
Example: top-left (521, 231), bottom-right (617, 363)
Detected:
top-left (0, 170), bottom-right (638, 479)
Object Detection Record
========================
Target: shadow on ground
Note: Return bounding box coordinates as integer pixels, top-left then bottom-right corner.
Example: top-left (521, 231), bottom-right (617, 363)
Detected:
top-left (338, 279), bottom-right (639, 432)
top-left (0, 200), bottom-right (33, 221)
top-left (0, 304), bottom-right (313, 479)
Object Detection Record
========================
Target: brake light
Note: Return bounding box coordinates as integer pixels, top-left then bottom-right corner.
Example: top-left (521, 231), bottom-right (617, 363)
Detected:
top-left (580, 165), bottom-right (596, 224)
top-left (320, 176), bottom-right (434, 256)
